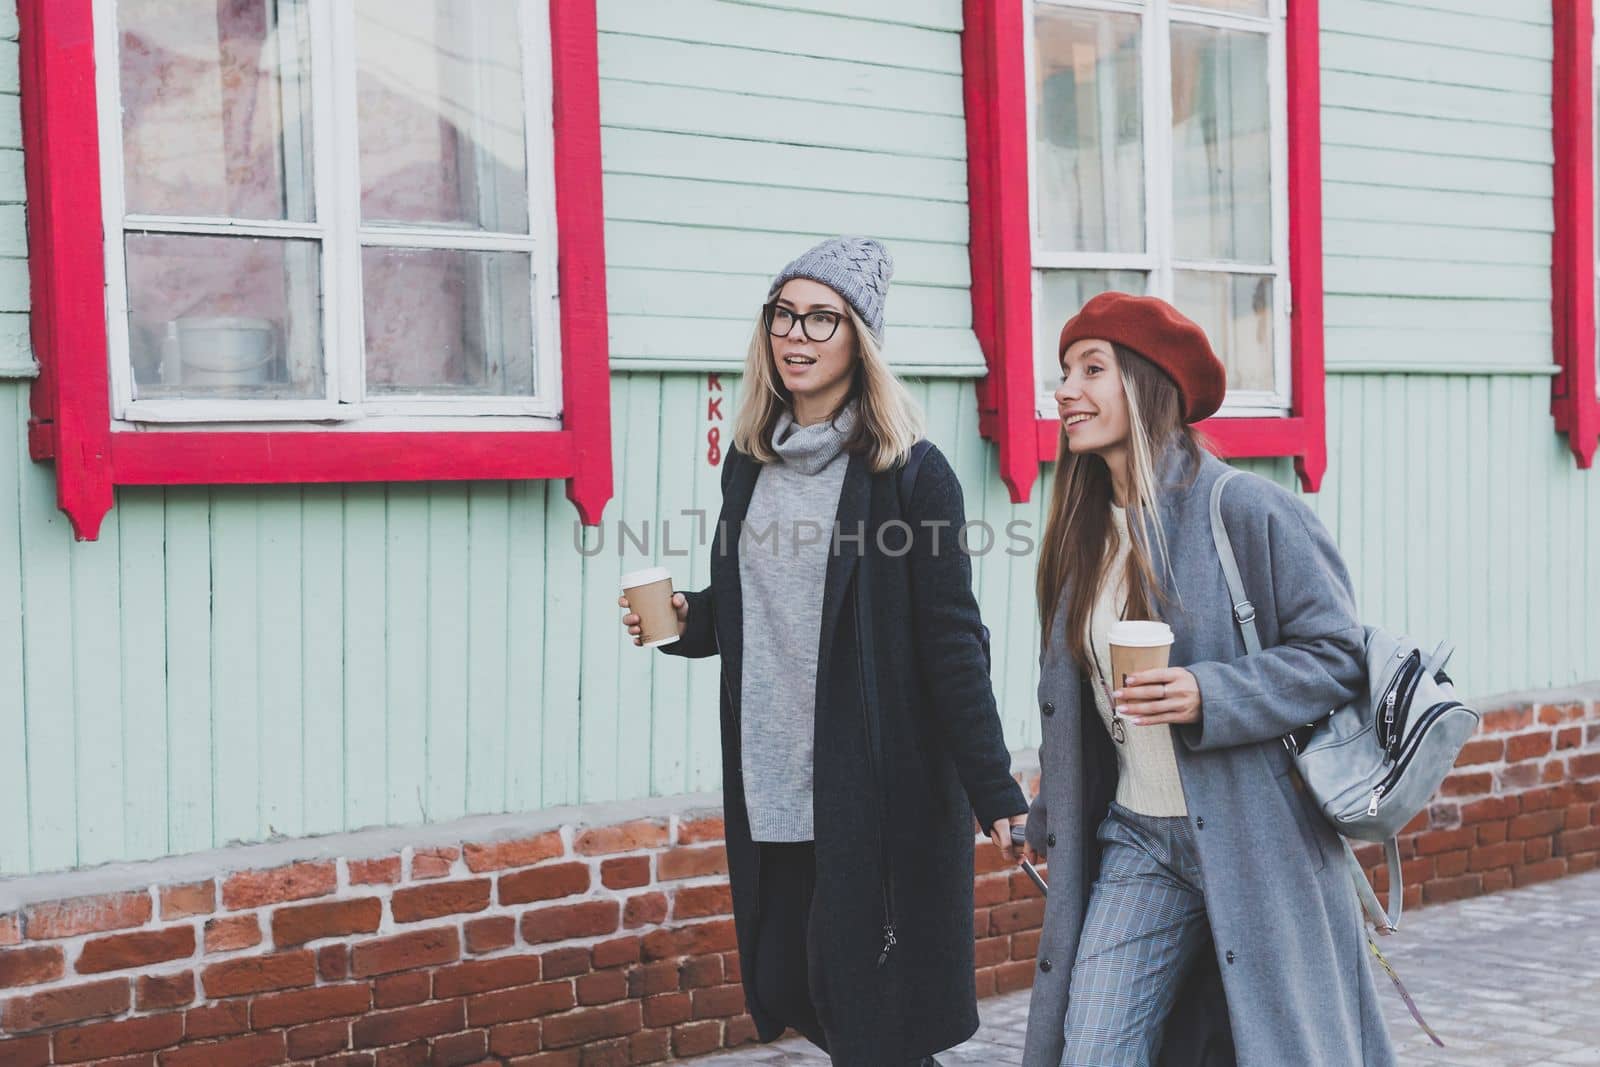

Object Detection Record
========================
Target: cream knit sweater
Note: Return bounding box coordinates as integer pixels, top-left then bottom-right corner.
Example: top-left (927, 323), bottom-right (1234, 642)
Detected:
top-left (1087, 506), bottom-right (1189, 817)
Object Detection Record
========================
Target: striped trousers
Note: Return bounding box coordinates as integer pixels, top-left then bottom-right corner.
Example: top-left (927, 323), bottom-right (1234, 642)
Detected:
top-left (1061, 802), bottom-right (1211, 1067)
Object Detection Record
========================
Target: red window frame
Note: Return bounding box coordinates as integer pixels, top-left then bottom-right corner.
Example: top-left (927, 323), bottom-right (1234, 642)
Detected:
top-left (19, 0), bottom-right (613, 541)
top-left (1553, 0), bottom-right (1600, 469)
top-left (962, 0), bottom-right (1328, 501)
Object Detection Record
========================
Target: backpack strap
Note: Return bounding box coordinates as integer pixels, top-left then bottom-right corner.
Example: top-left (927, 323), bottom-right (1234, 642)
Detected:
top-left (898, 438), bottom-right (934, 514)
top-left (896, 439), bottom-right (993, 672)
top-left (1344, 836), bottom-right (1403, 933)
top-left (1367, 928), bottom-right (1445, 1047)
top-left (1424, 639), bottom-right (1455, 678)
top-left (1208, 470), bottom-right (1262, 655)
top-left (1212, 471), bottom-right (1408, 932)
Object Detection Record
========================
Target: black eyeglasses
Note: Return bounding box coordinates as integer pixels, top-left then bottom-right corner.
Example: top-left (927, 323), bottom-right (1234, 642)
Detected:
top-left (763, 302), bottom-right (843, 343)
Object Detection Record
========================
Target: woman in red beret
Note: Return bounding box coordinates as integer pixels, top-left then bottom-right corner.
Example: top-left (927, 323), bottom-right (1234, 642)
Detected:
top-left (1018, 292), bottom-right (1396, 1066)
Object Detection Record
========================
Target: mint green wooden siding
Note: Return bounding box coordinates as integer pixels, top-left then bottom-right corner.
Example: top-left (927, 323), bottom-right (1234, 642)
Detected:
top-left (597, 0), bottom-right (983, 377)
top-left (1, 0), bottom-right (1597, 877)
top-left (1320, 0), bottom-right (1552, 373)
top-left (8, 368), bottom-right (1597, 876)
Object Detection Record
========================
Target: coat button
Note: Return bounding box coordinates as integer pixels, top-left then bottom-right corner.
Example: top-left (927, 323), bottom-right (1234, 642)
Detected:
top-left (1042, 701), bottom-right (1056, 717)
top-left (1195, 817), bottom-right (1205, 829)
top-left (1225, 950), bottom-right (1235, 964)
top-left (1040, 959), bottom-right (1053, 973)
top-left (1047, 833), bottom-right (1057, 848)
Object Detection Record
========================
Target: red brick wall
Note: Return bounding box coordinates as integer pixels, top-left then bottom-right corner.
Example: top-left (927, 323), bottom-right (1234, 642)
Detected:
top-left (1354, 696), bottom-right (1600, 908)
top-left (0, 693), bottom-right (1594, 1065)
top-left (0, 803), bottom-right (1042, 1065)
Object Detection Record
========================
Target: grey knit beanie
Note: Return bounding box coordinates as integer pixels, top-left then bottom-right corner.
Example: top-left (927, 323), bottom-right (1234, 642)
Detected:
top-left (768, 236), bottom-right (894, 340)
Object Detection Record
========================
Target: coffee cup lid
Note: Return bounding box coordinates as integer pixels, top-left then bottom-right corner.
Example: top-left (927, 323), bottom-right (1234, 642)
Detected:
top-left (1108, 620), bottom-right (1174, 647)
top-left (620, 566), bottom-right (672, 590)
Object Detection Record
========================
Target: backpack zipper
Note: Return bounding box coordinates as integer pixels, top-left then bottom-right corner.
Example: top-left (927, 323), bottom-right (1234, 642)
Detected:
top-left (853, 584), bottom-right (898, 968)
top-left (1366, 700), bottom-right (1461, 816)
top-left (1389, 652), bottom-right (1426, 754)
top-left (1378, 651), bottom-right (1421, 756)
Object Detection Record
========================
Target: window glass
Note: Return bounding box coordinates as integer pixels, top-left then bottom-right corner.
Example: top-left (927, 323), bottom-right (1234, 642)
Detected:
top-left (1034, 5), bottom-right (1144, 254)
top-left (118, 0), bottom-right (315, 222)
top-left (362, 247), bottom-right (535, 396)
top-left (125, 233), bottom-right (324, 400)
top-left (1170, 24), bottom-right (1272, 264)
top-left (106, 0), bottom-right (554, 419)
top-left (1028, 2), bottom-right (1283, 414)
top-left (1173, 270), bottom-right (1274, 392)
top-left (355, 0), bottom-right (530, 234)
top-left (1175, 0), bottom-right (1268, 15)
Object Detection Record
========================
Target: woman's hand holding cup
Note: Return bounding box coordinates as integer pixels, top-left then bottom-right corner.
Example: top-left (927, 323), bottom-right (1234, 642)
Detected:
top-left (618, 591), bottom-right (688, 647)
top-left (1114, 666), bottom-right (1202, 725)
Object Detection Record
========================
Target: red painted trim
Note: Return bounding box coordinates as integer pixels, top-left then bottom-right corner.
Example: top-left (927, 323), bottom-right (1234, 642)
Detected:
top-left (18, 0), bottom-right (115, 538)
top-left (1282, 0), bottom-right (1327, 491)
top-left (962, 0), bottom-right (996, 422)
top-left (111, 431), bottom-right (578, 484)
top-left (18, 0), bottom-right (613, 540)
top-left (548, 0), bottom-right (614, 524)
top-left (966, 0), bottom-right (1328, 495)
top-left (1552, 0), bottom-right (1600, 469)
top-left (962, 0), bottom-right (1039, 505)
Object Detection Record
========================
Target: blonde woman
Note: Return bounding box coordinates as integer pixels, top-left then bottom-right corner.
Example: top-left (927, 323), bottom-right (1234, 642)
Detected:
top-left (1021, 293), bottom-right (1396, 1066)
top-left (620, 237), bottom-right (1026, 1066)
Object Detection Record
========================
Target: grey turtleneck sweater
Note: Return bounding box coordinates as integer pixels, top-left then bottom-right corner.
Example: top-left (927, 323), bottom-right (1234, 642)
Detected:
top-left (739, 402), bottom-right (855, 842)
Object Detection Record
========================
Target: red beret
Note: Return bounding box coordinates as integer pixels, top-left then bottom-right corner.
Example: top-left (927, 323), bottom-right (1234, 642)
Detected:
top-left (1057, 292), bottom-right (1226, 423)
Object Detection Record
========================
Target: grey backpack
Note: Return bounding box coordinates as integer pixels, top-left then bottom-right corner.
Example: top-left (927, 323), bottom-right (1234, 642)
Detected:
top-left (1209, 470), bottom-right (1481, 933)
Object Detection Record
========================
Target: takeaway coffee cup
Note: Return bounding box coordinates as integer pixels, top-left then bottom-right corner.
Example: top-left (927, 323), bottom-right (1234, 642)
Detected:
top-left (1108, 620), bottom-right (1175, 692)
top-left (621, 567), bottom-right (679, 648)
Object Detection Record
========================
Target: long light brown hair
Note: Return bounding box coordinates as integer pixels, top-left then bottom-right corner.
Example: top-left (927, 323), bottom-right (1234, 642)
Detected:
top-left (730, 302), bottom-right (923, 471)
top-left (1035, 344), bottom-right (1206, 672)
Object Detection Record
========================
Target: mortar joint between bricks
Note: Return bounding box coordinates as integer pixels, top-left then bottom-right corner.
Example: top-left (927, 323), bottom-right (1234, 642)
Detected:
top-left (6, 922), bottom-right (204, 1002)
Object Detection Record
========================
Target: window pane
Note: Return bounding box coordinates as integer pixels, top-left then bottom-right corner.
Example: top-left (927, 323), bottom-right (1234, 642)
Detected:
top-left (1171, 25), bottom-right (1271, 263)
top-left (1034, 6), bottom-right (1144, 254)
top-left (1036, 269), bottom-right (1147, 398)
top-left (118, 0), bottom-right (314, 221)
top-left (356, 0), bottom-right (530, 233)
top-left (125, 234), bottom-right (323, 400)
top-left (1174, 0), bottom-right (1269, 15)
top-left (1173, 271), bottom-right (1274, 394)
top-left (363, 248), bottom-right (535, 397)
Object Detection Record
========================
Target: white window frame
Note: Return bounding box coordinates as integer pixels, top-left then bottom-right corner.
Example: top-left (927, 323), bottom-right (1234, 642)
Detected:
top-left (1025, 0), bottom-right (1291, 419)
top-left (95, 0), bottom-right (563, 428)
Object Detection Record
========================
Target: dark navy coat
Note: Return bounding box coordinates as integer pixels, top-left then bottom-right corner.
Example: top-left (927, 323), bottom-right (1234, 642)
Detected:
top-left (664, 443), bottom-right (1027, 1065)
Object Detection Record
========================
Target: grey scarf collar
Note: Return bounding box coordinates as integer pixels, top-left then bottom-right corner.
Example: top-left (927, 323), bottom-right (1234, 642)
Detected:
top-left (770, 401), bottom-right (858, 476)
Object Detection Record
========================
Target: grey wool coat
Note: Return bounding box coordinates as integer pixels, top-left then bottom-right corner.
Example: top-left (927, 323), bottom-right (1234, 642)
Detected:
top-left (1022, 450), bottom-right (1399, 1067)
top-left (662, 442), bottom-right (1028, 1066)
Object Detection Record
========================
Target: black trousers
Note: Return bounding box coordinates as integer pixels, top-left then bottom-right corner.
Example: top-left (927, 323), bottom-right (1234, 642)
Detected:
top-left (753, 842), bottom-right (938, 1066)
top-left (753, 841), bottom-right (829, 1050)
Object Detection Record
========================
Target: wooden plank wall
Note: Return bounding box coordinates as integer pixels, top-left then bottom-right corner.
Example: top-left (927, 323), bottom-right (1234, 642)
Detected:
top-left (597, 0), bottom-right (985, 377)
top-left (1320, 0), bottom-right (1552, 372)
top-left (5, 367), bottom-right (1595, 877)
top-left (0, 0), bottom-right (1595, 876)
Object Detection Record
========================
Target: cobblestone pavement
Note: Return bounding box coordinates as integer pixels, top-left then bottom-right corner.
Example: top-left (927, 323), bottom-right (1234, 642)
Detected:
top-left (696, 869), bottom-right (1600, 1065)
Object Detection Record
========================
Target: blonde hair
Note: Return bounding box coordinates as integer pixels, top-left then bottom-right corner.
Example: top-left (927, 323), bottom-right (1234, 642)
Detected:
top-left (731, 303), bottom-right (923, 471)
top-left (1035, 344), bottom-right (1203, 670)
